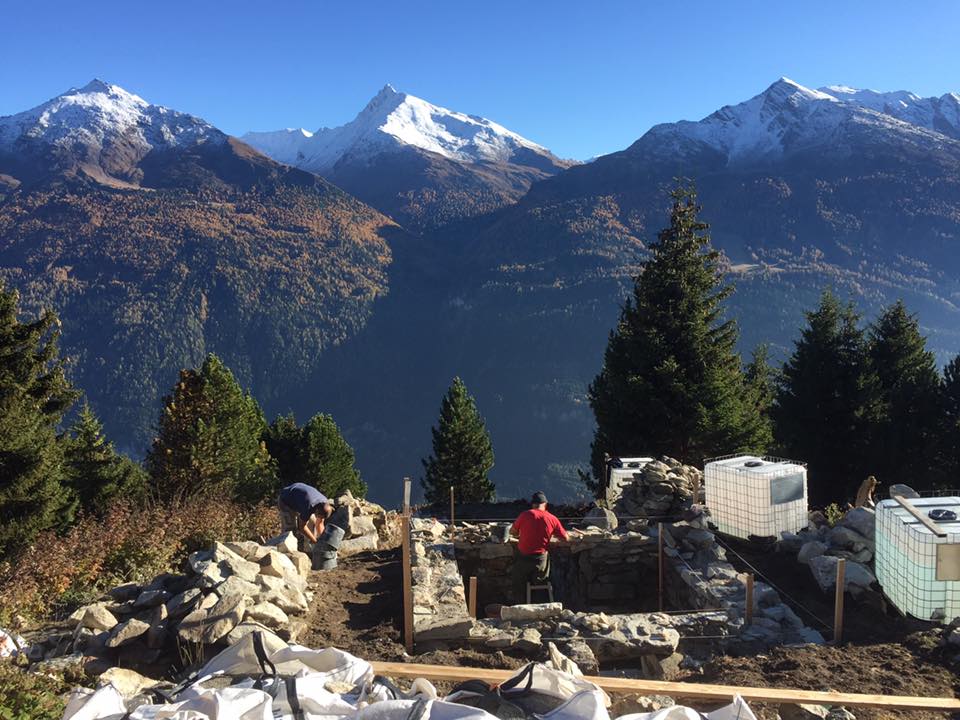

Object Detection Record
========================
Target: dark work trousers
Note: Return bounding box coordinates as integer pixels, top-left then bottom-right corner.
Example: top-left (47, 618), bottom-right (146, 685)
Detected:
top-left (511, 547), bottom-right (550, 603)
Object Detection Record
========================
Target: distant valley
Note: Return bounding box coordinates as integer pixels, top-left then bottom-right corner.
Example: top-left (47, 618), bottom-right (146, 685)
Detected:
top-left (1, 78), bottom-right (959, 502)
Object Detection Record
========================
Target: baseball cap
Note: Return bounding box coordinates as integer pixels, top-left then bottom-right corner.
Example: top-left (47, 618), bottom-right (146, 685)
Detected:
top-left (531, 491), bottom-right (548, 505)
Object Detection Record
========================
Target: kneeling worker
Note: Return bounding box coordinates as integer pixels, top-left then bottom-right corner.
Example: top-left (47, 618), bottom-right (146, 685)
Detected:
top-left (510, 491), bottom-right (568, 603)
top-left (277, 482), bottom-right (333, 549)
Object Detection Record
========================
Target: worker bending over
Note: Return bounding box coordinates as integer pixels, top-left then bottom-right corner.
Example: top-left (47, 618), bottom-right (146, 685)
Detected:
top-left (277, 482), bottom-right (333, 549)
top-left (510, 491), bottom-right (568, 603)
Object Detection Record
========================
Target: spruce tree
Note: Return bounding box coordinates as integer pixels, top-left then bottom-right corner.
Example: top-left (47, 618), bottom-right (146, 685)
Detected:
top-left (744, 344), bottom-right (776, 450)
top-left (265, 413), bottom-right (366, 498)
top-left (940, 355), bottom-right (960, 482)
top-left (867, 301), bottom-right (943, 490)
top-left (0, 283), bottom-right (78, 556)
top-left (146, 355), bottom-right (276, 503)
top-left (64, 402), bottom-right (147, 513)
top-left (774, 290), bottom-right (878, 505)
top-left (588, 186), bottom-right (769, 483)
top-left (421, 377), bottom-right (495, 504)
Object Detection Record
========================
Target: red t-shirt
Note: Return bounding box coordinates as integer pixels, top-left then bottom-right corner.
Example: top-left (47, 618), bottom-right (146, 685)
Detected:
top-left (512, 508), bottom-right (568, 555)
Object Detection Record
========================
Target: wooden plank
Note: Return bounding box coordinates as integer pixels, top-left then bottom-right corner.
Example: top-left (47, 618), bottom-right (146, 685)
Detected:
top-left (468, 576), bottom-right (477, 618)
top-left (833, 559), bottom-right (845, 644)
top-left (657, 522), bottom-right (664, 612)
top-left (400, 514), bottom-right (413, 652)
top-left (450, 486), bottom-right (455, 541)
top-left (893, 494), bottom-right (947, 537)
top-left (402, 477), bottom-right (412, 516)
top-left (744, 573), bottom-right (754, 626)
top-left (368, 661), bottom-right (960, 710)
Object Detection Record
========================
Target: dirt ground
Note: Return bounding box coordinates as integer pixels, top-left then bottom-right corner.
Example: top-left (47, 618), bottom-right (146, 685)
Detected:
top-left (301, 548), bottom-right (959, 719)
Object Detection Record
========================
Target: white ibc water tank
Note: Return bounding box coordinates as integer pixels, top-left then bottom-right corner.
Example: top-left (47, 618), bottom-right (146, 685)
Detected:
top-left (875, 496), bottom-right (960, 621)
top-left (704, 455), bottom-right (808, 540)
top-left (605, 457), bottom-right (654, 507)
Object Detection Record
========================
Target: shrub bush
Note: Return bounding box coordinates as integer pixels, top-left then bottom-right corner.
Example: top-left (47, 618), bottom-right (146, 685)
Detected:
top-left (0, 659), bottom-right (67, 720)
top-left (0, 495), bottom-right (278, 625)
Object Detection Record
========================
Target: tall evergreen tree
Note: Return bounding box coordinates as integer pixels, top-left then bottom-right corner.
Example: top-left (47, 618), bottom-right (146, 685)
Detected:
top-left (0, 283), bottom-right (78, 556)
top-left (774, 290), bottom-right (878, 505)
top-left (940, 355), bottom-right (960, 482)
top-left (588, 186), bottom-right (769, 483)
top-left (146, 355), bottom-right (276, 503)
top-left (867, 301), bottom-right (943, 490)
top-left (264, 413), bottom-right (365, 498)
top-left (421, 377), bottom-right (495, 504)
top-left (744, 344), bottom-right (776, 450)
top-left (64, 402), bottom-right (147, 513)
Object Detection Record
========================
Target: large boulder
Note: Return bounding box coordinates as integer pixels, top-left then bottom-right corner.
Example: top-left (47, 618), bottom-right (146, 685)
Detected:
top-left (840, 508), bottom-right (876, 539)
top-left (809, 556), bottom-right (876, 594)
top-left (199, 594), bottom-right (249, 644)
top-left (339, 533), bottom-right (379, 557)
top-left (106, 619), bottom-right (150, 648)
top-left (79, 604), bottom-right (118, 632)
top-left (797, 541), bottom-right (828, 565)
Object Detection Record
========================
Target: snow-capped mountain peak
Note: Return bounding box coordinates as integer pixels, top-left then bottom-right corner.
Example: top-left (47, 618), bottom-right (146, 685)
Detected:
top-left (0, 79), bottom-right (222, 153)
top-left (243, 85), bottom-right (557, 173)
top-left (635, 77), bottom-right (960, 164)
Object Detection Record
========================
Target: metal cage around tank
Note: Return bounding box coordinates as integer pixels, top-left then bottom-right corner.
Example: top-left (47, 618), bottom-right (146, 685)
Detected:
top-left (875, 496), bottom-right (960, 621)
top-left (704, 455), bottom-right (808, 540)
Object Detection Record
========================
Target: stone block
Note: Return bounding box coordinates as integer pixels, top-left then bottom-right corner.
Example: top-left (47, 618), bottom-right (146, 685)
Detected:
top-left (259, 550), bottom-right (297, 578)
top-left (414, 616), bottom-right (474, 641)
top-left (266, 532), bottom-right (299, 554)
top-left (245, 602), bottom-right (289, 629)
top-left (339, 533), bottom-right (379, 557)
top-left (798, 541), bottom-right (828, 565)
top-left (106, 619), bottom-right (150, 648)
top-left (501, 603), bottom-right (563, 622)
top-left (80, 604), bottom-right (118, 632)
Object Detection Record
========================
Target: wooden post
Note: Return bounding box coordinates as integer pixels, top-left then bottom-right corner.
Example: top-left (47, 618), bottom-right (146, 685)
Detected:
top-left (469, 576), bottom-right (478, 618)
top-left (833, 558), bottom-right (846, 645)
top-left (658, 522), bottom-right (664, 611)
top-left (401, 477), bottom-right (414, 652)
top-left (450, 486), bottom-right (455, 541)
top-left (744, 573), bottom-right (754, 626)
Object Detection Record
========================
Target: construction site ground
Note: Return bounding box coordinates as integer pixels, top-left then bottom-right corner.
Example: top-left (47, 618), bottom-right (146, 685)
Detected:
top-left (301, 549), bottom-right (959, 720)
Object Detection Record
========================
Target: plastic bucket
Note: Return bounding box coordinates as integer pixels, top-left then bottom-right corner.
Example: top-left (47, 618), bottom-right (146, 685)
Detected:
top-left (315, 558), bottom-right (338, 571)
top-left (320, 524), bottom-right (346, 550)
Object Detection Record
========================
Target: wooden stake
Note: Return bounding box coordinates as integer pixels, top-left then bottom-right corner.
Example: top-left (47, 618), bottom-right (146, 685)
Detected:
top-left (368, 661), bottom-right (960, 711)
top-left (657, 522), bottom-right (664, 611)
top-left (744, 573), bottom-right (754, 626)
top-left (450, 486), bottom-right (455, 540)
top-left (468, 576), bottom-right (477, 618)
top-left (833, 558), bottom-right (846, 645)
top-left (401, 477), bottom-right (414, 652)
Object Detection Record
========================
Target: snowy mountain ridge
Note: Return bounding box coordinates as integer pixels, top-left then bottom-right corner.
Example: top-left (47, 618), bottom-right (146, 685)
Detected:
top-left (0, 79), bottom-right (223, 154)
top-left (243, 84), bottom-right (557, 172)
top-left (635, 77), bottom-right (960, 164)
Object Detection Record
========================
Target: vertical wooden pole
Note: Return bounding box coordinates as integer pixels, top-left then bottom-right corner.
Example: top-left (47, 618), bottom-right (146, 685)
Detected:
top-left (401, 477), bottom-right (414, 652)
top-left (450, 486), bottom-right (455, 541)
top-left (469, 576), bottom-right (478, 618)
top-left (658, 522), bottom-right (664, 612)
top-left (833, 559), bottom-right (846, 645)
top-left (745, 573), bottom-right (754, 626)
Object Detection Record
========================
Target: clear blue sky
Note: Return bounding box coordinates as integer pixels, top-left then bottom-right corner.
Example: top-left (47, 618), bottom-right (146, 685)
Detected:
top-left (2, 0), bottom-right (958, 159)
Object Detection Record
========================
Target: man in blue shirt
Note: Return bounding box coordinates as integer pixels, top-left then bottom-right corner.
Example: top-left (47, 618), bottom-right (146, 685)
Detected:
top-left (278, 483), bottom-right (333, 548)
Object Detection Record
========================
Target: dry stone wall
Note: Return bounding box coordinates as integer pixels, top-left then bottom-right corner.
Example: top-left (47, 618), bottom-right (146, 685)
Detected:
top-left (25, 532), bottom-right (314, 676)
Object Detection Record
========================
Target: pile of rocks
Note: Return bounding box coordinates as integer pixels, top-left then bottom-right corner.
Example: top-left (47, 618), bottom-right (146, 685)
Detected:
top-left (25, 532), bottom-right (313, 677)
top-left (330, 490), bottom-right (402, 558)
top-left (613, 458), bottom-right (701, 518)
top-left (781, 508), bottom-right (878, 597)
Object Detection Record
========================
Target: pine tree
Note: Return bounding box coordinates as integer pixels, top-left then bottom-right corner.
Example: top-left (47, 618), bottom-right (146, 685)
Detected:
top-left (64, 402), bottom-right (147, 513)
top-left (867, 301), bottom-right (943, 490)
top-left (421, 377), bottom-right (495, 504)
top-left (0, 283), bottom-right (78, 556)
top-left (774, 290), bottom-right (879, 505)
top-left (146, 355), bottom-right (276, 503)
top-left (588, 186), bottom-right (769, 483)
top-left (264, 413), bottom-right (366, 498)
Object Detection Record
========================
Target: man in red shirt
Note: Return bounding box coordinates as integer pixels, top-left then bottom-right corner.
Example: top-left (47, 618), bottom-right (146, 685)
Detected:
top-left (510, 491), bottom-right (568, 603)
